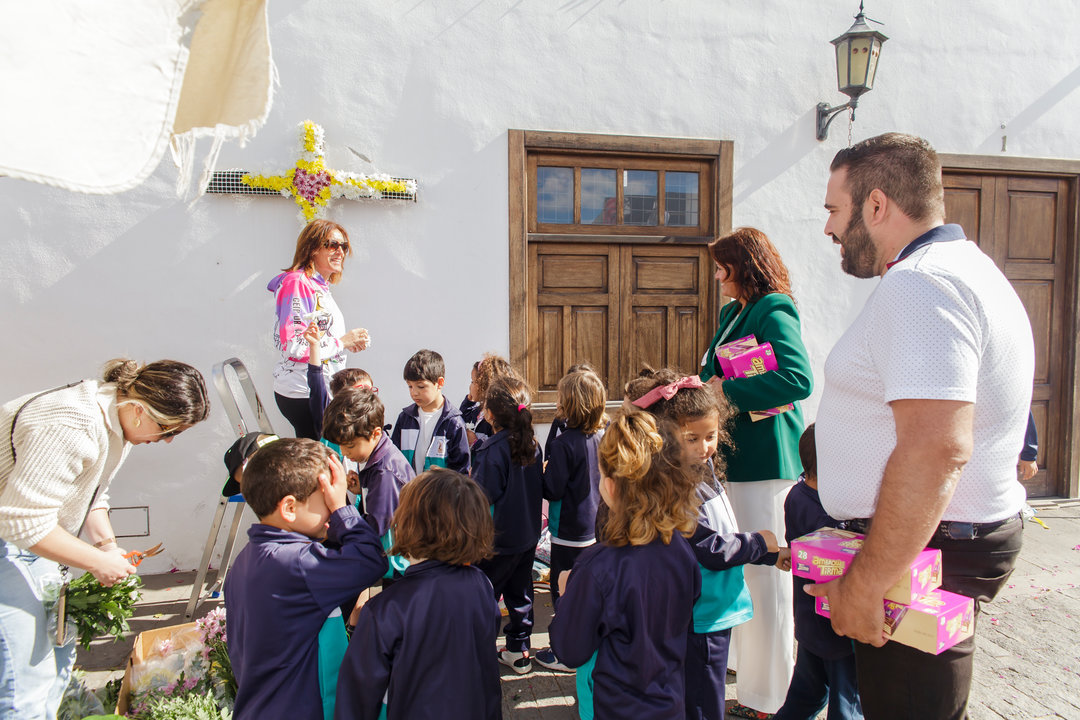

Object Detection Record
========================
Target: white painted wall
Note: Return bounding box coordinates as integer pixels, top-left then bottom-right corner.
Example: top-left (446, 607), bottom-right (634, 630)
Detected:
top-left (3, 1), bottom-right (1078, 570)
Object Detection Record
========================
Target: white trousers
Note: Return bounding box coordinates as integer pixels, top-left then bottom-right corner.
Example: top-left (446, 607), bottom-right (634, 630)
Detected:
top-left (727, 479), bottom-right (795, 714)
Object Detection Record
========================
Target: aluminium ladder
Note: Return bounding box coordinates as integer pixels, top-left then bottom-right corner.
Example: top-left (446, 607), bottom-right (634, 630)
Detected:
top-left (184, 358), bottom-right (276, 619)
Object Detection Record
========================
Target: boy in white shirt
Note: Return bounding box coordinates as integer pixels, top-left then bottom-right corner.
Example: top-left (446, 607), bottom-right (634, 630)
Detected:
top-left (389, 349), bottom-right (471, 475)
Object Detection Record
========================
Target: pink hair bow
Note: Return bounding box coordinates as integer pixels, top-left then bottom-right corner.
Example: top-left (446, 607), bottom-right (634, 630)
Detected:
top-left (631, 376), bottom-right (705, 409)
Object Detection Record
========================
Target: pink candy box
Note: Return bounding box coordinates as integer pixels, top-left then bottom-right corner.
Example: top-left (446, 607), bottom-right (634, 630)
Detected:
top-left (714, 335), bottom-right (759, 378)
top-left (816, 588), bottom-right (975, 655)
top-left (722, 342), bottom-right (795, 422)
top-left (791, 527), bottom-right (942, 603)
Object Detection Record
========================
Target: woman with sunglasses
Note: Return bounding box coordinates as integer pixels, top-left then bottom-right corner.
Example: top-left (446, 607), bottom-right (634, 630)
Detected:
top-left (0, 358), bottom-right (209, 720)
top-left (268, 219), bottom-right (371, 439)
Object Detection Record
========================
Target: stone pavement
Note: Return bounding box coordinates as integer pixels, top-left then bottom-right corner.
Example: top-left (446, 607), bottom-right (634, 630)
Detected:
top-left (79, 499), bottom-right (1080, 719)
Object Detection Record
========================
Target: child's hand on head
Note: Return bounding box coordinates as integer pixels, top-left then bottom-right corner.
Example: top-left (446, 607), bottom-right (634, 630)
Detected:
top-left (776, 547), bottom-right (792, 572)
top-left (319, 454), bottom-right (349, 513)
top-left (757, 529), bottom-right (779, 553)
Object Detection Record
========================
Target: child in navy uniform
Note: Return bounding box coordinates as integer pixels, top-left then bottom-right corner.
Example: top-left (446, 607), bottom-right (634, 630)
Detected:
top-left (469, 353), bottom-right (515, 450)
top-left (390, 349), bottom-right (470, 475)
top-left (472, 375), bottom-right (544, 674)
top-left (224, 439), bottom-right (388, 720)
top-left (627, 369), bottom-right (787, 720)
top-left (334, 468), bottom-right (501, 720)
top-left (774, 424), bottom-right (862, 720)
top-left (534, 369), bottom-right (607, 672)
top-left (460, 361), bottom-right (482, 444)
top-left (550, 408), bottom-right (702, 720)
top-left (543, 362), bottom-right (599, 458)
top-left (323, 387), bottom-right (414, 582)
top-left (303, 322), bottom-right (375, 441)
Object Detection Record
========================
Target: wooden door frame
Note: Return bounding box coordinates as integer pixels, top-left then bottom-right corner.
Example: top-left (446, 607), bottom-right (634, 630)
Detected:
top-left (942, 153), bottom-right (1080, 498)
top-left (509, 130), bottom-right (734, 420)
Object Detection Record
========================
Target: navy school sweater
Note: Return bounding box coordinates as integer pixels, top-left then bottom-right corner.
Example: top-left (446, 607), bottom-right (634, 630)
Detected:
top-left (549, 535), bottom-right (702, 720)
top-left (543, 416), bottom-right (569, 458)
top-left (542, 427), bottom-right (602, 545)
top-left (224, 506), bottom-right (388, 720)
top-left (334, 560), bottom-right (502, 720)
top-left (471, 430), bottom-right (543, 555)
top-left (785, 477), bottom-right (855, 660)
top-left (354, 433), bottom-right (414, 538)
top-left (390, 398), bottom-right (470, 475)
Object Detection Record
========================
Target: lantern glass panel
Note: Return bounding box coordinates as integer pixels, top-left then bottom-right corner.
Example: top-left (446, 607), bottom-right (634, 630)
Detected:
top-left (835, 38), bottom-right (850, 89)
top-left (865, 39), bottom-right (882, 89)
top-left (848, 37), bottom-right (872, 88)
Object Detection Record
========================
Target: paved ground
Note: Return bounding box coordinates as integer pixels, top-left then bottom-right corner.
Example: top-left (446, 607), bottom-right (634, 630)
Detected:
top-left (78, 499), bottom-right (1080, 719)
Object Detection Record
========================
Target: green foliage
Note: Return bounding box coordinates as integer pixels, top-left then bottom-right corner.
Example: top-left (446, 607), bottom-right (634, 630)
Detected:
top-left (138, 690), bottom-right (232, 720)
top-left (65, 573), bottom-right (143, 650)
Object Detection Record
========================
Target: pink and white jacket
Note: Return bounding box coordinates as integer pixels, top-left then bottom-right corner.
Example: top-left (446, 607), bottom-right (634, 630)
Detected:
top-left (268, 270), bottom-right (348, 398)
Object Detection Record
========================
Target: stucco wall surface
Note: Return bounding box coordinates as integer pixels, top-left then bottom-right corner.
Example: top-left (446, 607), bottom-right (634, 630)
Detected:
top-left (2, 0), bottom-right (1078, 569)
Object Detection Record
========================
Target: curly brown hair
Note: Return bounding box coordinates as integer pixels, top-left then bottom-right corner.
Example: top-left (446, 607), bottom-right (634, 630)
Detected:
top-left (708, 227), bottom-right (793, 303)
top-left (598, 408), bottom-right (699, 547)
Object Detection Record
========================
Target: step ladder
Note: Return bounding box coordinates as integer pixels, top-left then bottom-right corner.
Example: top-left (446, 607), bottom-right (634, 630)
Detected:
top-left (184, 358), bottom-right (276, 619)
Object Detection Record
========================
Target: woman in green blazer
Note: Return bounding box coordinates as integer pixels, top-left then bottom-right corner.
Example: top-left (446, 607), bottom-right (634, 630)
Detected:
top-left (699, 227), bottom-right (812, 718)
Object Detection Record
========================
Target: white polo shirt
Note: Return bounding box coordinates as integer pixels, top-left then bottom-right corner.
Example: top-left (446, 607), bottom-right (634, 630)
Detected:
top-left (816, 230), bottom-right (1034, 524)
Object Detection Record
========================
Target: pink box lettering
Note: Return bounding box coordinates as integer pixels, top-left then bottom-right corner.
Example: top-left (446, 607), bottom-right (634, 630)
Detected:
top-left (791, 527), bottom-right (942, 604)
top-left (714, 335), bottom-right (759, 378)
top-left (723, 342), bottom-right (795, 422)
top-left (816, 588), bottom-right (974, 655)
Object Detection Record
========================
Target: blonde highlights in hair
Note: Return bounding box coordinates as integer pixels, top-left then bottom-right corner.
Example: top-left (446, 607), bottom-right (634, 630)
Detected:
top-left (598, 408), bottom-right (700, 547)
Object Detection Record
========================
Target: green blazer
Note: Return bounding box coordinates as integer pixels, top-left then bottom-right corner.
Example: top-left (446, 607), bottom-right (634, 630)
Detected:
top-left (699, 293), bottom-right (812, 483)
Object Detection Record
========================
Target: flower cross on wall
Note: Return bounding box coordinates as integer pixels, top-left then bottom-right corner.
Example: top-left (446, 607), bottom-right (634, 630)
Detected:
top-left (206, 120), bottom-right (417, 223)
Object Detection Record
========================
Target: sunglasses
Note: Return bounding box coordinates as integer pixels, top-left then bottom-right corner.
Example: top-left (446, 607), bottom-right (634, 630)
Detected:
top-left (323, 240), bottom-right (350, 253)
top-left (157, 423), bottom-right (184, 439)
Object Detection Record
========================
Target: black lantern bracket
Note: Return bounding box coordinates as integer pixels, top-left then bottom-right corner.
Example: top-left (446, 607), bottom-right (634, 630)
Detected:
top-left (816, 3), bottom-right (887, 142)
top-left (816, 101), bottom-right (856, 142)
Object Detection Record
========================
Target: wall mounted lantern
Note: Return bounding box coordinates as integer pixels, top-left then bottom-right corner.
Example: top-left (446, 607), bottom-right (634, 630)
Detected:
top-left (816, 2), bottom-right (887, 141)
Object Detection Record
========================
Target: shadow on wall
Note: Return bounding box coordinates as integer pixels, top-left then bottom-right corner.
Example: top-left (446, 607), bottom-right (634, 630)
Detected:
top-left (733, 107), bottom-right (820, 206)
top-left (976, 63), bottom-right (1080, 155)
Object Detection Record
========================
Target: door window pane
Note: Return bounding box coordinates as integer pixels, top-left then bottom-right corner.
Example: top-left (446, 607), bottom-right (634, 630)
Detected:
top-left (538, 166), bottom-right (574, 224)
top-left (581, 168), bottom-right (617, 225)
top-left (665, 171), bottom-right (699, 227)
top-left (624, 170), bottom-right (658, 226)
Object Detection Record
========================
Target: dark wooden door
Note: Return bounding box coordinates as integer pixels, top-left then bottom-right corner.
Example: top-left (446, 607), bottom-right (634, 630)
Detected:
top-left (528, 242), bottom-right (712, 405)
top-left (944, 172), bottom-right (1074, 497)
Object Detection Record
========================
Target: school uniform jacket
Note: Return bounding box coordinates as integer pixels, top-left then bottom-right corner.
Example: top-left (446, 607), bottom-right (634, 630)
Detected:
top-left (550, 535), bottom-right (702, 720)
top-left (784, 477), bottom-right (854, 660)
top-left (459, 396), bottom-right (482, 429)
top-left (390, 400), bottom-right (470, 475)
top-left (699, 293), bottom-right (812, 482)
top-left (543, 417), bottom-right (569, 459)
top-left (355, 433), bottom-right (414, 538)
top-left (471, 430), bottom-right (543, 555)
top-left (334, 560), bottom-right (502, 720)
top-left (542, 427), bottom-right (602, 545)
top-left (224, 506), bottom-right (388, 720)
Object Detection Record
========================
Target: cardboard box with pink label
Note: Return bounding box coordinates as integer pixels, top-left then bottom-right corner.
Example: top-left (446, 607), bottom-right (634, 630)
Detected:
top-left (714, 335), bottom-right (794, 422)
top-left (792, 526), bottom-right (973, 654)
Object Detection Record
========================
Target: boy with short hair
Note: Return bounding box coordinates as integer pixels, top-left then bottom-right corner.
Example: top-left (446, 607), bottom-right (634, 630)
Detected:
top-left (390, 349), bottom-right (470, 475)
top-left (323, 387), bottom-right (414, 548)
top-left (224, 438), bottom-right (388, 720)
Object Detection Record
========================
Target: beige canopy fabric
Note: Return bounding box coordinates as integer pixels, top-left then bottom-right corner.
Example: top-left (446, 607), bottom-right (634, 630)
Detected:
top-left (0, 0), bottom-right (272, 196)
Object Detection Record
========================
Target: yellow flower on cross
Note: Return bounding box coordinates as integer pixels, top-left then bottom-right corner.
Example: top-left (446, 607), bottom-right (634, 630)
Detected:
top-left (241, 120), bottom-right (417, 223)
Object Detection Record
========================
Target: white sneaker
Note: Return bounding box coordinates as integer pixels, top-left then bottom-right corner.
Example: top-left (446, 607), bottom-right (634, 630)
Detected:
top-left (498, 648), bottom-right (532, 674)
top-left (534, 648), bottom-right (572, 672)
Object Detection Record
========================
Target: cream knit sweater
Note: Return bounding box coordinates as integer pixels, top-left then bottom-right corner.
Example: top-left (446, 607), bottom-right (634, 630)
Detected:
top-left (0, 380), bottom-right (130, 549)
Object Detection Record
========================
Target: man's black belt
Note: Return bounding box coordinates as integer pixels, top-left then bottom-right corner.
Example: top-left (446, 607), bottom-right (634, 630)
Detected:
top-left (843, 513), bottom-right (1020, 541)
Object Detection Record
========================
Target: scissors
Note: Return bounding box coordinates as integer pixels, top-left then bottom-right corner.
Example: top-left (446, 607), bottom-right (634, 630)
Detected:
top-left (124, 542), bottom-right (164, 566)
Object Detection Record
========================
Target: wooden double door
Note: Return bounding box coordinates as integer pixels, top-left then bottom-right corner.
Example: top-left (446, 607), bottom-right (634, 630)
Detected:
top-left (527, 242), bottom-right (713, 406)
top-left (943, 169), bottom-right (1077, 498)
